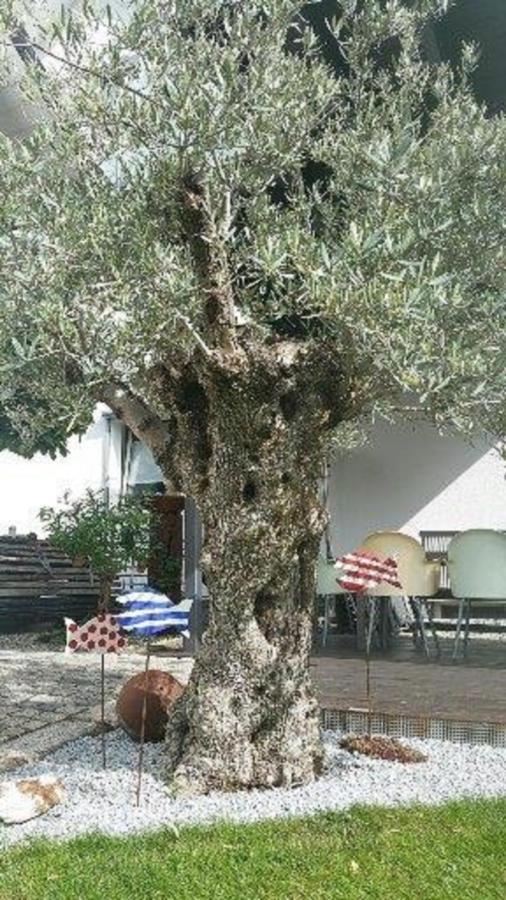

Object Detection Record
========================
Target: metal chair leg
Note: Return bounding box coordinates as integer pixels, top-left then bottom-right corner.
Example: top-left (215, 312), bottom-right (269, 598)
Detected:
top-left (409, 596), bottom-right (424, 651)
top-left (424, 599), bottom-right (441, 658)
top-left (386, 598), bottom-right (399, 647)
top-left (322, 595), bottom-right (329, 647)
top-left (380, 597), bottom-right (393, 650)
top-left (453, 597), bottom-right (466, 660)
top-left (413, 597), bottom-right (430, 659)
top-left (408, 596), bottom-right (420, 647)
top-left (356, 597), bottom-right (367, 652)
top-left (463, 597), bottom-right (472, 656)
top-left (366, 597), bottom-right (377, 654)
top-left (345, 593), bottom-right (357, 634)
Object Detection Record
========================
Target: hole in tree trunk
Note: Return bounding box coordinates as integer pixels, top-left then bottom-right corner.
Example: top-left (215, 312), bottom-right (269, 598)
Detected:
top-left (254, 590), bottom-right (276, 640)
top-left (175, 378), bottom-right (207, 415)
top-left (242, 479), bottom-right (257, 502)
top-left (175, 376), bottom-right (212, 464)
top-left (279, 390), bottom-right (298, 421)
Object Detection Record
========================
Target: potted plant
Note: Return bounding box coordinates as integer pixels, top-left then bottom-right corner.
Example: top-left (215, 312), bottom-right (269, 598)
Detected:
top-left (40, 490), bottom-right (153, 610)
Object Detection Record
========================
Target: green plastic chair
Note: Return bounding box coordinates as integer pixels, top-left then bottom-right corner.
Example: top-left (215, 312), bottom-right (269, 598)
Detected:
top-left (317, 557), bottom-right (347, 647)
top-left (447, 529), bottom-right (506, 658)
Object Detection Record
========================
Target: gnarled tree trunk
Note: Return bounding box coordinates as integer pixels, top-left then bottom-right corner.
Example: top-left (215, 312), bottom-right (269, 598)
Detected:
top-left (166, 490), bottom-right (324, 794)
top-left (160, 344), bottom-right (345, 794)
top-left (102, 186), bottom-right (350, 795)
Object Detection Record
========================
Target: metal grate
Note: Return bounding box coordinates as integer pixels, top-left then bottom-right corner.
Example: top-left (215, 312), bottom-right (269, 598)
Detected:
top-left (321, 707), bottom-right (506, 748)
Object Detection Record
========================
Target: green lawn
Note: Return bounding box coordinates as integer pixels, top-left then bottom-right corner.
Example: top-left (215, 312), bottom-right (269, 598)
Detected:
top-left (1, 800), bottom-right (505, 900)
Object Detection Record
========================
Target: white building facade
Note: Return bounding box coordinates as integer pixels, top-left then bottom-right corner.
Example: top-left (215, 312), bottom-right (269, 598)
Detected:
top-left (327, 419), bottom-right (506, 555)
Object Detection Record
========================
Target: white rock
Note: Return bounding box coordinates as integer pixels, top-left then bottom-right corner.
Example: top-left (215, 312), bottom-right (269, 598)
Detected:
top-left (0, 776), bottom-right (65, 825)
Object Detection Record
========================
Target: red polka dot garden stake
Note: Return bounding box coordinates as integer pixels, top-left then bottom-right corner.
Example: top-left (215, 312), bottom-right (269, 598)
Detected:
top-left (64, 612), bottom-right (127, 767)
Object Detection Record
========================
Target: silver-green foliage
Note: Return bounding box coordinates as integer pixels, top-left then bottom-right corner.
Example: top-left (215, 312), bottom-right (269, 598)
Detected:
top-left (0, 0), bottom-right (505, 456)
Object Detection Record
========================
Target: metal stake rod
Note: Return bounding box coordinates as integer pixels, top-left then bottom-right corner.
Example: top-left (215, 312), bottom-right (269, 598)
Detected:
top-left (136, 640), bottom-right (151, 807)
top-left (101, 654), bottom-right (106, 769)
top-left (365, 596), bottom-right (376, 735)
top-left (99, 587), bottom-right (110, 770)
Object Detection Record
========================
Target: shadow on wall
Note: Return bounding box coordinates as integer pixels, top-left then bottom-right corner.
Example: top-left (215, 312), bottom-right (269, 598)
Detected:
top-left (328, 420), bottom-right (506, 554)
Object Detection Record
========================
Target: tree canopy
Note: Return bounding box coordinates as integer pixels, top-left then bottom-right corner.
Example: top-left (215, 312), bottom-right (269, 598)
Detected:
top-left (0, 0), bottom-right (505, 464)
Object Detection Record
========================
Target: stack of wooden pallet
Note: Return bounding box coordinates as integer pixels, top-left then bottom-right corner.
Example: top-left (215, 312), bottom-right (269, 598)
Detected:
top-left (0, 535), bottom-right (101, 633)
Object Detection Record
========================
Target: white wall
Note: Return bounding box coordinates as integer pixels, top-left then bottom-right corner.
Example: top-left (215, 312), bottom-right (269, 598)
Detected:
top-left (0, 407), bottom-right (122, 536)
top-left (328, 420), bottom-right (506, 554)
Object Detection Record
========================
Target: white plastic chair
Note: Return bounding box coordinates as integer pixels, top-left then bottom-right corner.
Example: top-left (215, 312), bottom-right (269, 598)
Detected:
top-left (447, 529), bottom-right (506, 658)
top-left (359, 531), bottom-right (441, 656)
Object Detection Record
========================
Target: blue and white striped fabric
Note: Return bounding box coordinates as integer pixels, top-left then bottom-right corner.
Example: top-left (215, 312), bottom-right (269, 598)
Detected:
top-left (116, 588), bottom-right (192, 638)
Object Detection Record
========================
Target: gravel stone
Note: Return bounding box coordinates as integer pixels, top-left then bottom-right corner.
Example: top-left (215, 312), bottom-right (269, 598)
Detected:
top-left (1, 729), bottom-right (506, 848)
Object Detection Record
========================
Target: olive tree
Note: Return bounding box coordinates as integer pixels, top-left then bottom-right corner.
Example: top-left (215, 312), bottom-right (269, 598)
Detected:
top-left (1, 0), bottom-right (505, 793)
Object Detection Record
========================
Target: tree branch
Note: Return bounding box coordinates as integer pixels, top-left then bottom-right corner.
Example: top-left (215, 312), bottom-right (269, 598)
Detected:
top-left (6, 39), bottom-right (154, 105)
top-left (180, 176), bottom-right (242, 362)
top-left (175, 312), bottom-right (213, 358)
top-left (97, 382), bottom-right (170, 464)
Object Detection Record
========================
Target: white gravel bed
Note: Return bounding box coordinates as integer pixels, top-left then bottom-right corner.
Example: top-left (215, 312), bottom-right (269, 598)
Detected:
top-left (2, 730), bottom-right (506, 849)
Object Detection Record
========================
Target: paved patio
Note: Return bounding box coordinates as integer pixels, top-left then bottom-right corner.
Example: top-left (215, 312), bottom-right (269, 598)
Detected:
top-left (312, 634), bottom-right (506, 724)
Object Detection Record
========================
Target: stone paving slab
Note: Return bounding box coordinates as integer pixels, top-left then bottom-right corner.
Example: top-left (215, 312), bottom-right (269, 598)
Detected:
top-left (312, 635), bottom-right (506, 724)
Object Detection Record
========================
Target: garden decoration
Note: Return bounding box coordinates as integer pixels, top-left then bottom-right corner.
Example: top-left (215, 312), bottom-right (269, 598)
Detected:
top-left (64, 612), bottom-right (127, 768)
top-left (116, 669), bottom-right (185, 743)
top-left (42, 490), bottom-right (152, 769)
top-left (116, 588), bottom-right (192, 805)
top-left (335, 549), bottom-right (401, 732)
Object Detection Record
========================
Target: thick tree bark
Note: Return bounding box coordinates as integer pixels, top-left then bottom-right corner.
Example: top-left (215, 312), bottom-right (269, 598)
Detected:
top-left (160, 344), bottom-right (346, 794)
top-left (101, 337), bottom-right (348, 794)
top-left (165, 493), bottom-right (324, 794)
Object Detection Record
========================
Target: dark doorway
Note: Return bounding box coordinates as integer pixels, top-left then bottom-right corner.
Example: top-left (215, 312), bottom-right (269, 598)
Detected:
top-left (147, 494), bottom-right (185, 601)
